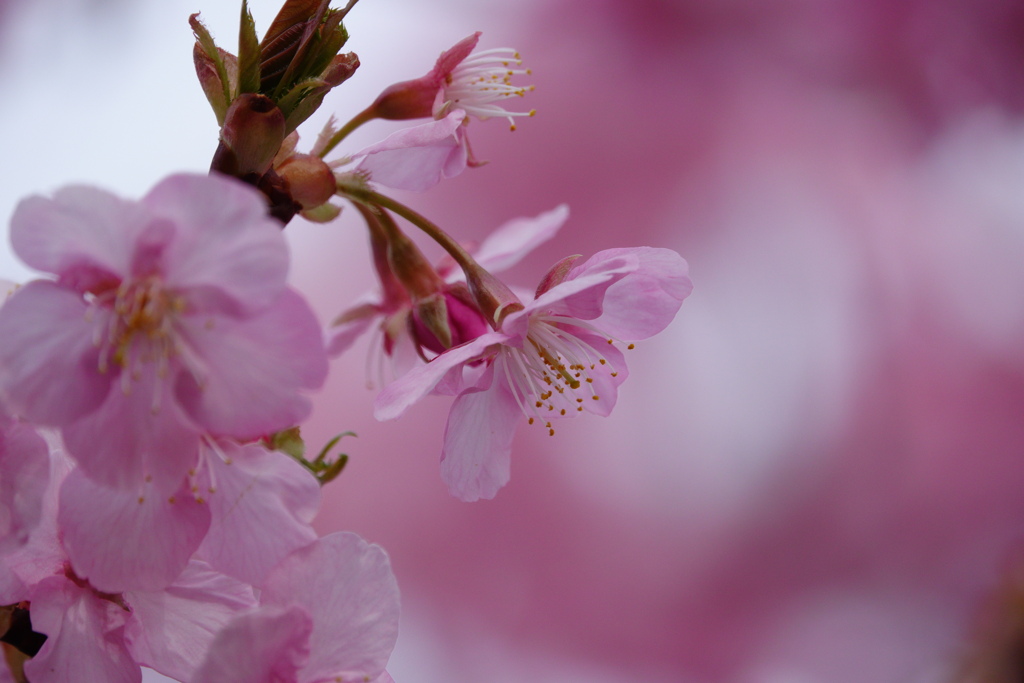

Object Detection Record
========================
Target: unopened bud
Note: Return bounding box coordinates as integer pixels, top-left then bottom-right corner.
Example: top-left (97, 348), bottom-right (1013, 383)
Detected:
top-left (411, 287), bottom-right (488, 354)
top-left (277, 153), bottom-right (336, 209)
top-left (211, 94), bottom-right (286, 178)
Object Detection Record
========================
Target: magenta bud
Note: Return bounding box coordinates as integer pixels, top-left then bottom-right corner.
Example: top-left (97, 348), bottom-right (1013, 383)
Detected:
top-left (411, 287), bottom-right (489, 355)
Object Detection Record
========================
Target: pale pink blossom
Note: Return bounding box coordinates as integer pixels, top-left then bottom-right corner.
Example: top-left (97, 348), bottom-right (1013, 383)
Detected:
top-left (2, 453), bottom-right (257, 683)
top-left (192, 532), bottom-right (400, 683)
top-left (369, 32), bottom-right (534, 128)
top-left (374, 247), bottom-right (692, 501)
top-left (355, 33), bottom-right (534, 191)
top-left (0, 174), bottom-right (328, 493)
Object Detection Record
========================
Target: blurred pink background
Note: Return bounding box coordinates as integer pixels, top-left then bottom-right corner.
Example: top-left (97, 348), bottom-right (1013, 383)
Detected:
top-left (4, 1), bottom-right (1024, 681)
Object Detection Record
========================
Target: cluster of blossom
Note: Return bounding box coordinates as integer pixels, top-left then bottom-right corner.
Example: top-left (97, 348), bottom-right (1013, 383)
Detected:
top-left (0, 0), bottom-right (691, 680)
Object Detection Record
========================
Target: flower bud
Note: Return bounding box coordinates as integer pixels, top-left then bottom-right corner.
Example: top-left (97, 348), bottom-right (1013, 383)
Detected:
top-left (277, 153), bottom-right (336, 209)
top-left (411, 287), bottom-right (488, 355)
top-left (210, 94), bottom-right (287, 178)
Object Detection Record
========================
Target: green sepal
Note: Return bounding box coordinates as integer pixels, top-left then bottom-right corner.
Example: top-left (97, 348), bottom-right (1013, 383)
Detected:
top-left (301, 202), bottom-right (343, 223)
top-left (267, 426), bottom-right (306, 460)
top-left (190, 13), bottom-right (233, 124)
top-left (279, 78), bottom-right (333, 134)
top-left (237, 0), bottom-right (262, 95)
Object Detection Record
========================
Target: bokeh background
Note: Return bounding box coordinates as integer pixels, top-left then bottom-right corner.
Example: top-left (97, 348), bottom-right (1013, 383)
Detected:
top-left (3, 1), bottom-right (1024, 681)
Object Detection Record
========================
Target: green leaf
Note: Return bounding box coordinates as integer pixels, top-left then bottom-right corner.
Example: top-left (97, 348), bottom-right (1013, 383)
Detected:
top-left (237, 0), bottom-right (261, 95)
top-left (189, 13), bottom-right (232, 121)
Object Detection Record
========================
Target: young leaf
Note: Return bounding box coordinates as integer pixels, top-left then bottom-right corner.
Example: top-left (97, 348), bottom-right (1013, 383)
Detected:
top-left (237, 0), bottom-right (262, 94)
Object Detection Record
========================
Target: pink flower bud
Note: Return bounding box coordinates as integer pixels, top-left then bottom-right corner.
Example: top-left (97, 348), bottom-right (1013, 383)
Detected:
top-left (411, 287), bottom-right (489, 355)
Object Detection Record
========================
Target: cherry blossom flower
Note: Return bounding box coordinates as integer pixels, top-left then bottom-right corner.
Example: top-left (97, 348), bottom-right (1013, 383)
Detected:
top-left (374, 247), bottom-right (692, 501)
top-left (0, 174), bottom-right (328, 493)
top-left (352, 33), bottom-right (535, 191)
top-left (1, 454), bottom-right (257, 683)
top-left (192, 532), bottom-right (400, 683)
top-left (369, 32), bottom-right (535, 128)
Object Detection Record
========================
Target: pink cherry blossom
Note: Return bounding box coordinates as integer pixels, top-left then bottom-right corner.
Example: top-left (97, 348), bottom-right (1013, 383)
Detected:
top-left (374, 247), bottom-right (692, 501)
top-left (370, 32), bottom-right (534, 128)
top-left (192, 532), bottom-right (400, 683)
top-left (355, 33), bottom-right (535, 190)
top-left (0, 174), bottom-right (328, 493)
top-left (3, 451), bottom-right (257, 683)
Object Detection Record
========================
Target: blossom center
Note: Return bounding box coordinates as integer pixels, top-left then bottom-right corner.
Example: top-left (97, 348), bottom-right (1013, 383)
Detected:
top-left (93, 276), bottom-right (186, 383)
top-left (440, 48), bottom-right (536, 130)
top-left (499, 315), bottom-right (620, 434)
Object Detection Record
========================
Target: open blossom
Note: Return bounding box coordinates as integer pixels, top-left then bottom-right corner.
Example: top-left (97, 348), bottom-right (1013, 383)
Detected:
top-left (355, 33), bottom-right (535, 191)
top-left (369, 32), bottom-right (534, 127)
top-left (0, 174), bottom-right (328, 493)
top-left (374, 247), bottom-right (692, 501)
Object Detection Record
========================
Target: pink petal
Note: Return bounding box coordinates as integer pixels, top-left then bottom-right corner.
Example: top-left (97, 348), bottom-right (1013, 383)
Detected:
top-left (526, 251), bottom-right (641, 323)
top-left (25, 575), bottom-right (140, 683)
top-left (261, 532), bottom-right (400, 683)
top-left (564, 330), bottom-right (629, 418)
top-left (10, 186), bottom-right (146, 289)
top-left (0, 281), bottom-right (111, 425)
top-left (124, 560), bottom-right (257, 683)
top-left (326, 301), bottom-right (382, 357)
top-left (373, 331), bottom-right (506, 421)
top-left (174, 289), bottom-right (327, 439)
top-left (62, 365), bottom-right (201, 493)
top-left (471, 205), bottom-right (570, 274)
top-left (142, 174), bottom-right (289, 314)
top-left (190, 605), bottom-right (312, 683)
top-left (433, 33), bottom-right (481, 77)
top-left (0, 419), bottom-right (50, 552)
top-left (356, 112), bottom-right (469, 192)
top-left (1, 453), bottom-right (70, 602)
top-left (569, 247), bottom-right (693, 340)
top-left (440, 362), bottom-right (522, 501)
top-left (59, 469), bottom-right (211, 593)
top-left (198, 442), bottom-right (320, 585)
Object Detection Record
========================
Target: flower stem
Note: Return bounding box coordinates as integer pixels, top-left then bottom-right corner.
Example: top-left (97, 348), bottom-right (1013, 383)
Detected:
top-left (340, 187), bottom-right (477, 272)
top-left (338, 186), bottom-right (524, 326)
top-left (317, 106), bottom-right (376, 158)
